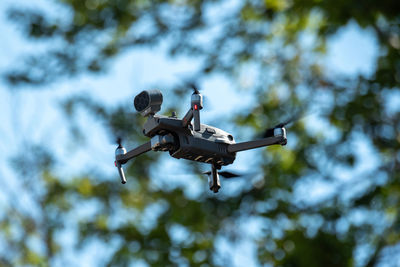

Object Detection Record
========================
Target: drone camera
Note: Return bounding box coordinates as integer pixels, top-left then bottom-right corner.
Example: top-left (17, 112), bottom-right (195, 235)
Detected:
top-left (134, 90), bottom-right (163, 117)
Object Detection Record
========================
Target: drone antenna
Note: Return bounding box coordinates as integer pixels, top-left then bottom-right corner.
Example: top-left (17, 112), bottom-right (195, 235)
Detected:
top-left (262, 108), bottom-right (307, 138)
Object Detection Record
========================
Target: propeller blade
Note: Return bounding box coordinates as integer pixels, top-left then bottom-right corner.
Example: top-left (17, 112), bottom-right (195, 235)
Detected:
top-left (179, 76), bottom-right (200, 94)
top-left (273, 113), bottom-right (302, 128)
top-left (116, 137), bottom-right (124, 148)
top-left (188, 83), bottom-right (200, 94)
top-left (262, 127), bottom-right (276, 138)
top-left (218, 171), bottom-right (242, 179)
top-left (203, 170), bottom-right (244, 179)
top-left (262, 110), bottom-right (305, 138)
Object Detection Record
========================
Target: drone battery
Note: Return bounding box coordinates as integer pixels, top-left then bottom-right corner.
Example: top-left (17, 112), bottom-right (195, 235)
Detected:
top-left (171, 133), bottom-right (236, 166)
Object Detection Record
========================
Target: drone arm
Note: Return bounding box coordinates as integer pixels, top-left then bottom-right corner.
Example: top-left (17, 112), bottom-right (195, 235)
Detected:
top-left (193, 106), bottom-right (201, 131)
top-left (116, 142), bottom-right (152, 164)
top-left (182, 109), bottom-right (194, 128)
top-left (181, 107), bottom-right (201, 131)
top-left (191, 93), bottom-right (203, 131)
top-left (114, 141), bottom-right (152, 184)
top-left (227, 135), bottom-right (286, 153)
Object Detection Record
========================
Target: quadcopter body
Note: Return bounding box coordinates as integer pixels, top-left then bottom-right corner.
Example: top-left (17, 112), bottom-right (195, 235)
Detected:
top-left (115, 89), bottom-right (287, 193)
top-left (143, 116), bottom-right (236, 165)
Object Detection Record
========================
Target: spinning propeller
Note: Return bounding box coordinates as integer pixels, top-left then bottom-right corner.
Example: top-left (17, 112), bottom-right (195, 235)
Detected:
top-left (203, 170), bottom-right (243, 179)
top-left (262, 111), bottom-right (303, 138)
top-left (188, 82), bottom-right (200, 94)
top-left (203, 166), bottom-right (254, 193)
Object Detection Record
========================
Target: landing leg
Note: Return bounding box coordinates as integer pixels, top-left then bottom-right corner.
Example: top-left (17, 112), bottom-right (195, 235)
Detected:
top-left (209, 164), bottom-right (221, 193)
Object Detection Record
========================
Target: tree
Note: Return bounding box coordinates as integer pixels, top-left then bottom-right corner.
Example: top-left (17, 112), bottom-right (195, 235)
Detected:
top-left (2, 0), bottom-right (400, 266)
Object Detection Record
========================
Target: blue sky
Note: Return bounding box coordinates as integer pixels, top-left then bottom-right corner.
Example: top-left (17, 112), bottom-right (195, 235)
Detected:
top-left (0, 0), bottom-right (381, 266)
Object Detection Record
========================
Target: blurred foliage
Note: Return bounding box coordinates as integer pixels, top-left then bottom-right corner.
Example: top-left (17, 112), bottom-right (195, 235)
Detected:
top-left (2, 0), bottom-right (400, 266)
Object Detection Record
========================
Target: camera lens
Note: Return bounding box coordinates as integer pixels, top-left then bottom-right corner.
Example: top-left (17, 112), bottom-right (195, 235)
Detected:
top-left (134, 91), bottom-right (150, 112)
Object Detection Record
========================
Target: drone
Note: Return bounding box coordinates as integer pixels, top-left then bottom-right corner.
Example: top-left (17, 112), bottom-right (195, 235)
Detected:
top-left (115, 87), bottom-right (288, 193)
